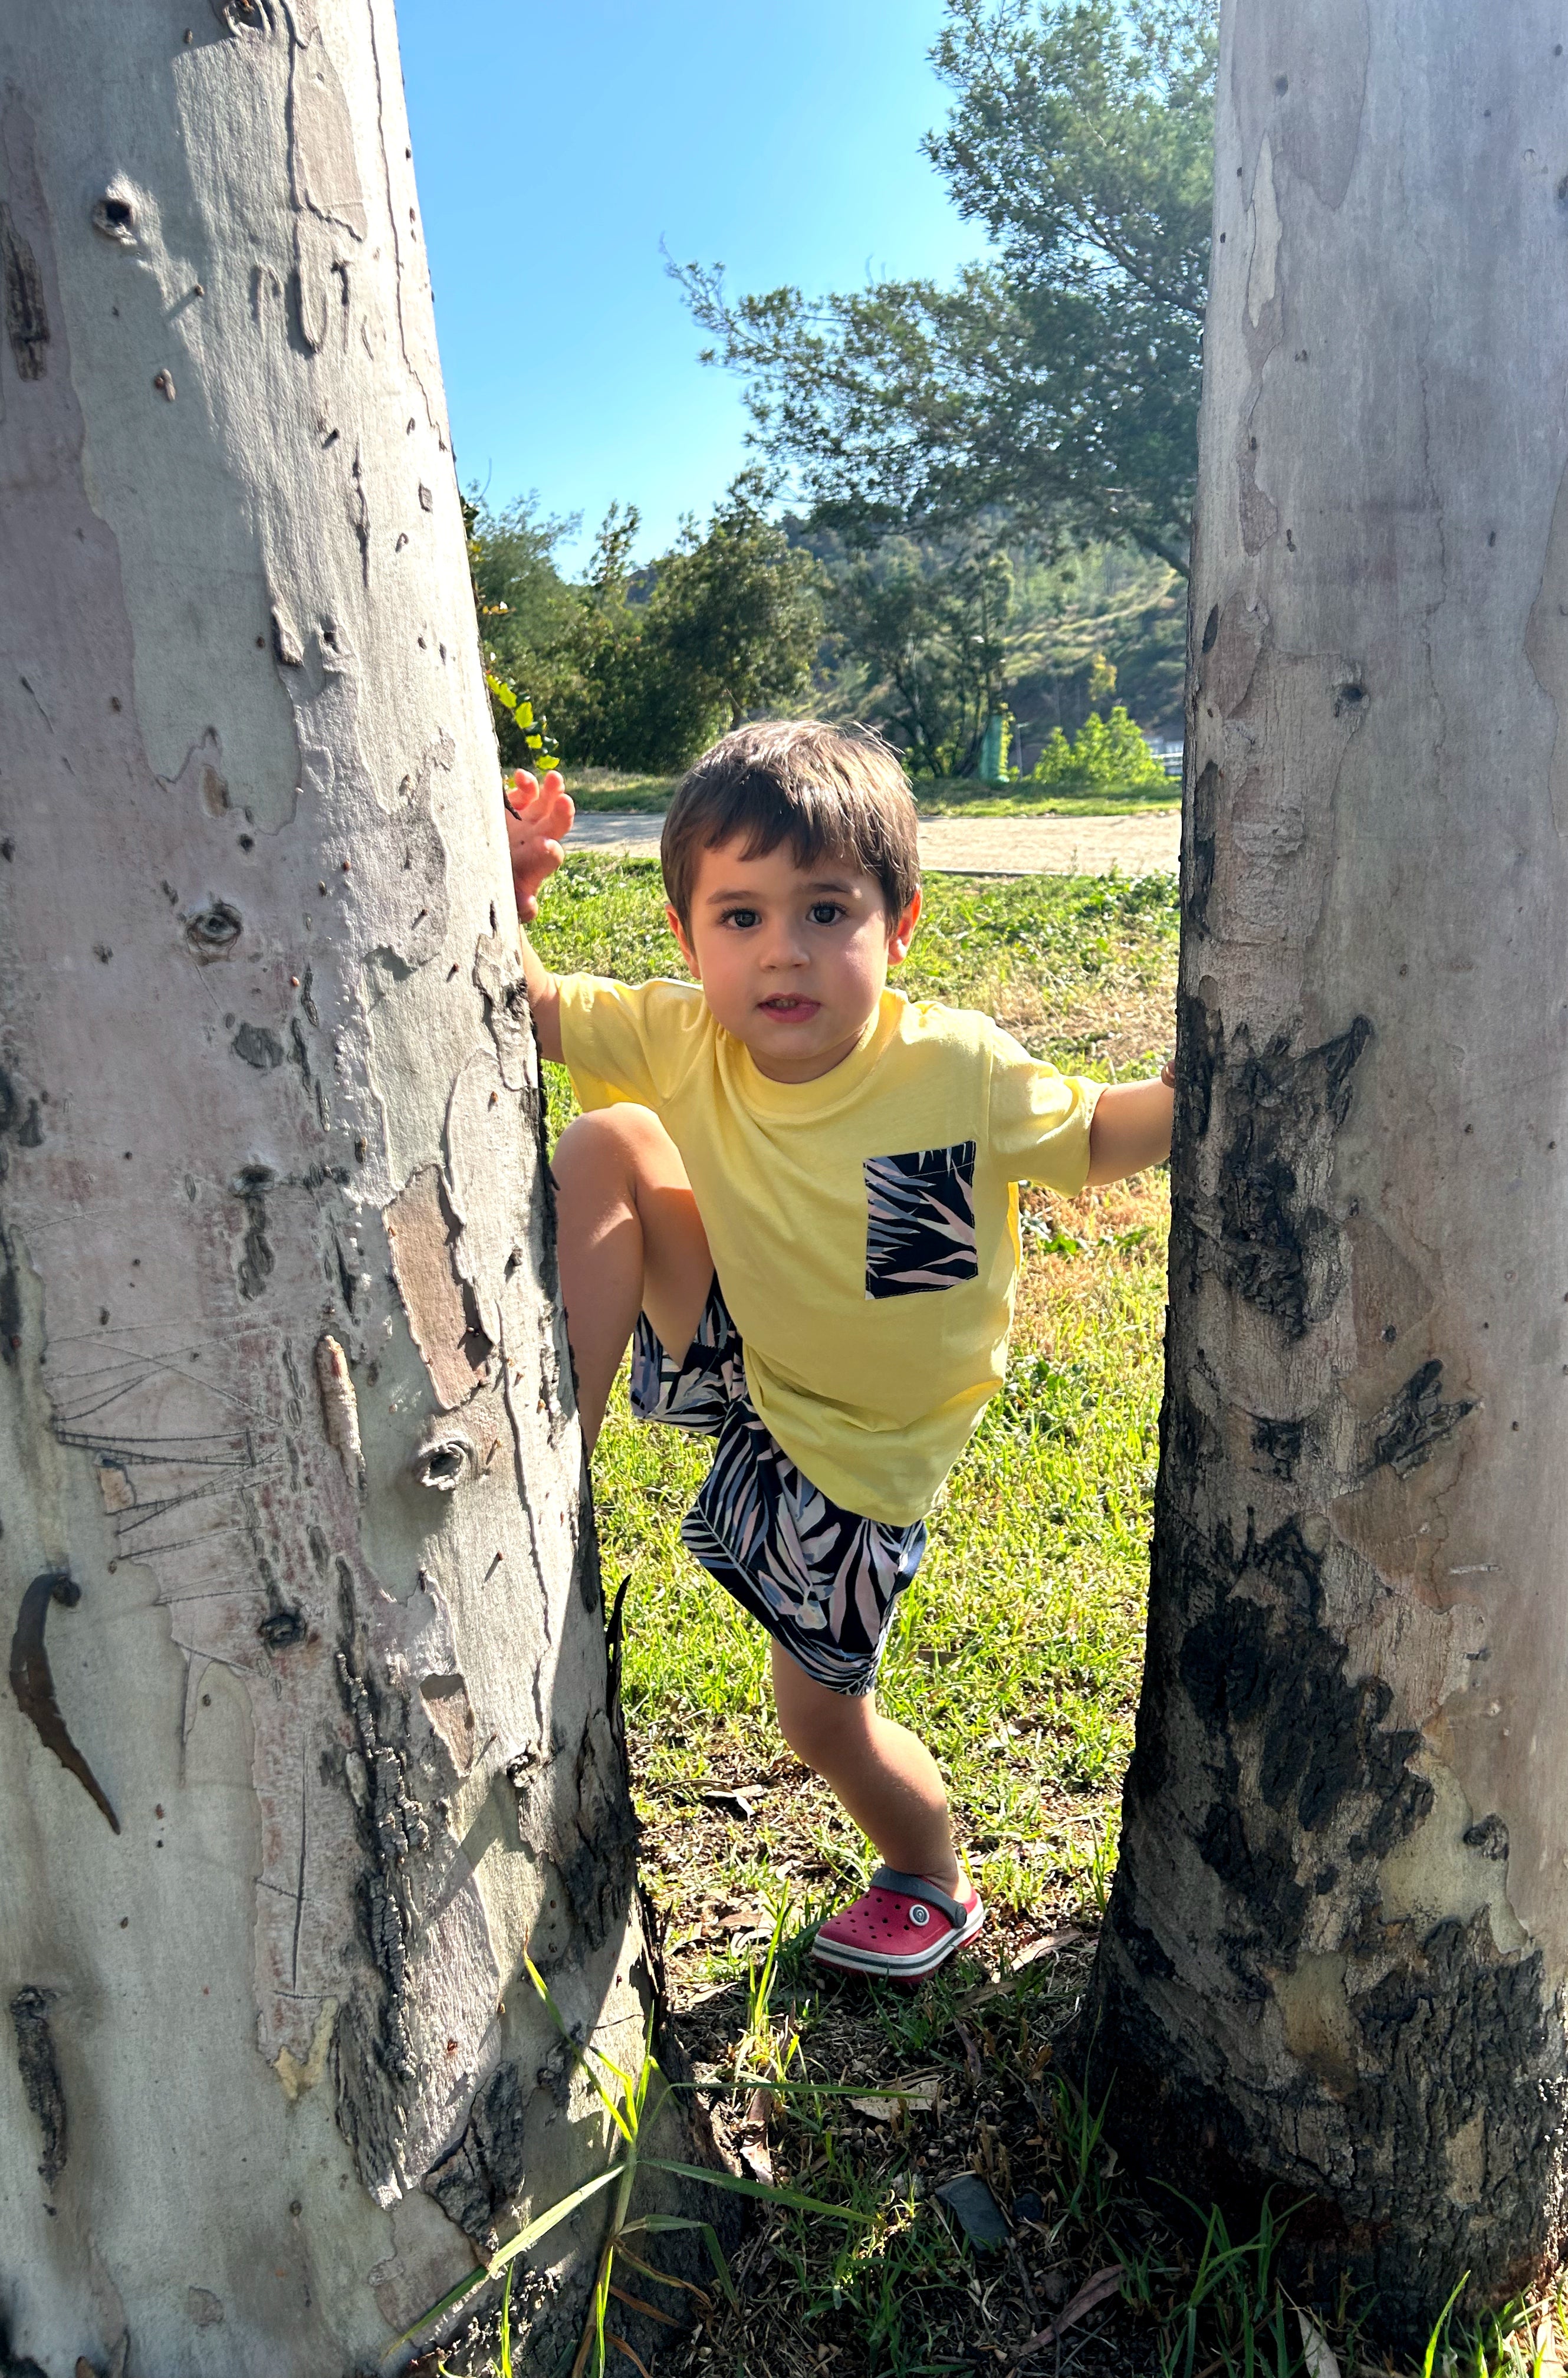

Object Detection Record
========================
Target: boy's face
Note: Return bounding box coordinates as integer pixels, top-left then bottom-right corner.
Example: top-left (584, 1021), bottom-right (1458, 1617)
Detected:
top-left (668, 835), bottom-right (921, 1084)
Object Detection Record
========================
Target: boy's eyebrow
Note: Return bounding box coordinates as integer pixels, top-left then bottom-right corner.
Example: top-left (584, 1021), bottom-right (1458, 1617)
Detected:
top-left (702, 875), bottom-right (862, 902)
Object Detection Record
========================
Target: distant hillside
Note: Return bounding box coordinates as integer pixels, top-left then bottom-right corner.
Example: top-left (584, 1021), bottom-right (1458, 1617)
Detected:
top-left (784, 519), bottom-right (1185, 768)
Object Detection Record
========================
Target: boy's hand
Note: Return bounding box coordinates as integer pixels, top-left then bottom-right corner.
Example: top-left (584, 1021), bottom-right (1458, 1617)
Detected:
top-left (505, 768), bottom-right (574, 923)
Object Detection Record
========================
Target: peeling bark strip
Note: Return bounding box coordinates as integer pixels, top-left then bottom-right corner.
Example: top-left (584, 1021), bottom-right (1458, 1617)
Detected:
top-left (8, 1575), bottom-right (120, 1833)
top-left (10, 1988), bottom-right (66, 2192)
top-left (0, 201), bottom-right (48, 379)
top-left (313, 1332), bottom-right (363, 1490)
top-left (386, 1163), bottom-right (494, 1408)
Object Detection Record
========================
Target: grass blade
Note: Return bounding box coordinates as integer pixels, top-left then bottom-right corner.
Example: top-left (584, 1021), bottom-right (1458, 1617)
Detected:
top-left (388, 2262), bottom-right (489, 2355)
top-left (488, 2160), bottom-right (628, 2277)
top-left (640, 2155), bottom-right (871, 2221)
top-left (1424, 2274), bottom-right (1470, 2378)
top-left (627, 2213), bottom-right (741, 2306)
top-left (612, 2239), bottom-right (714, 2312)
top-left (608, 2283), bottom-right (681, 2328)
top-left (524, 1949), bottom-right (637, 2144)
top-left (609, 2336), bottom-right (655, 2378)
top-left (498, 2262), bottom-right (515, 2378)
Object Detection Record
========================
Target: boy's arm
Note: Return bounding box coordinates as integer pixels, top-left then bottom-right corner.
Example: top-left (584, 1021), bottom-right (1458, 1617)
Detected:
top-left (1084, 1063), bottom-right (1175, 1186)
top-left (505, 770), bottom-right (573, 1065)
top-left (519, 928), bottom-right (562, 1065)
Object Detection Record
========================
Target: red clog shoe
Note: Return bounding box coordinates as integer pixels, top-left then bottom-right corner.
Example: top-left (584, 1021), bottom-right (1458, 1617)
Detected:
top-left (810, 1865), bottom-right (984, 1980)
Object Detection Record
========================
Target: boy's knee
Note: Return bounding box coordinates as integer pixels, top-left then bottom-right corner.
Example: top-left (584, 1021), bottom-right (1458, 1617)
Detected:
top-left (552, 1103), bottom-right (666, 1189)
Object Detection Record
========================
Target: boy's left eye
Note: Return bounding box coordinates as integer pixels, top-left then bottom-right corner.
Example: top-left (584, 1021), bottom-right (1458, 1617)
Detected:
top-left (807, 902), bottom-right (845, 926)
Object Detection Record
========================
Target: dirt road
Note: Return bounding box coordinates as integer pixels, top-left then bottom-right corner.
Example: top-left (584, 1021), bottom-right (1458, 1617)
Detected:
top-left (568, 810), bottom-right (1181, 876)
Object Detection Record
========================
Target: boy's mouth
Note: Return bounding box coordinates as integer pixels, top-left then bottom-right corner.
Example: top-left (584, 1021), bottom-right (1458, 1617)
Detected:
top-left (757, 995), bottom-right (821, 1022)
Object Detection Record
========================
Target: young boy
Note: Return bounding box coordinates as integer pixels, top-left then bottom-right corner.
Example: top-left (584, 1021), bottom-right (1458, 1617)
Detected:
top-left (507, 721), bottom-right (1173, 1981)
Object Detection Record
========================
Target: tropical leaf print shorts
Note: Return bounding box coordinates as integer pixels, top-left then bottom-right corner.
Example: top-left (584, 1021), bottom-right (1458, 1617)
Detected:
top-left (629, 1279), bottom-right (926, 1697)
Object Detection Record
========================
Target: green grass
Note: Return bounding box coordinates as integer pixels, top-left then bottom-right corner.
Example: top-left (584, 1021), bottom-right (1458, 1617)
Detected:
top-left (560, 769), bottom-right (679, 813)
top-left (912, 780), bottom-right (1179, 819)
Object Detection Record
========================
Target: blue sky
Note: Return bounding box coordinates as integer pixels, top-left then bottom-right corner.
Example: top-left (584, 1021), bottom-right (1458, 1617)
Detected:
top-left (396, 0), bottom-right (982, 572)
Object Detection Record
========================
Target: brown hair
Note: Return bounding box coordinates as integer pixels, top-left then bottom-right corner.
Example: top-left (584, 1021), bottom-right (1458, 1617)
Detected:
top-left (660, 720), bottom-right (921, 929)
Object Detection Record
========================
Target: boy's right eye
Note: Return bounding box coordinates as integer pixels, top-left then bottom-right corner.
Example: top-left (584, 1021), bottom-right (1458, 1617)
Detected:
top-left (720, 907), bottom-right (760, 929)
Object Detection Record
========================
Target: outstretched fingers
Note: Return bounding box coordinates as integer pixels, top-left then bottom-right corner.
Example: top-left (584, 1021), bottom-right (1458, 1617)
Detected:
top-left (507, 767), bottom-right (574, 840)
top-left (505, 768), bottom-right (575, 921)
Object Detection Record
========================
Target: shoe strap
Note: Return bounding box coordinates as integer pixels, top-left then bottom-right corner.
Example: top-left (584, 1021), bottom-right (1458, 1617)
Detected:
top-left (868, 1865), bottom-right (968, 1927)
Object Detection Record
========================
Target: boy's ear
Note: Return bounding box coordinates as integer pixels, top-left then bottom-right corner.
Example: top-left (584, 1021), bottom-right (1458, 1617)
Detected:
top-left (666, 903), bottom-right (701, 978)
top-left (886, 885), bottom-right (922, 968)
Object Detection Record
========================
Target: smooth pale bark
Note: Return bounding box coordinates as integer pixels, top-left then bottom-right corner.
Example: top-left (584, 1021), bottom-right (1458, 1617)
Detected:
top-left (0, 8), bottom-right (672, 2373)
top-left (1095, 0), bottom-right (1568, 2338)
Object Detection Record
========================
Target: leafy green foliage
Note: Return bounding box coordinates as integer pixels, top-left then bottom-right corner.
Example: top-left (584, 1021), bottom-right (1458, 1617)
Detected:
top-left (465, 491), bottom-right (578, 771)
top-left (1031, 704), bottom-right (1171, 795)
top-left (485, 675), bottom-right (558, 772)
top-left (466, 474), bottom-right (823, 776)
top-left (547, 501), bottom-right (722, 773)
top-left (824, 537), bottom-right (1013, 774)
top-left (672, 0), bottom-right (1217, 570)
top-left (807, 519), bottom-right (1187, 767)
top-left (1005, 538), bottom-right (1186, 743)
top-left (652, 467), bottom-right (824, 732)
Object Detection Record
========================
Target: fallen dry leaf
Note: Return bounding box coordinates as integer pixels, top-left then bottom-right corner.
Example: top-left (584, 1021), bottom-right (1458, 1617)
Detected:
top-left (849, 2075), bottom-right (941, 2122)
top-left (954, 2022), bottom-right (984, 2086)
top-left (1013, 2264), bottom-right (1123, 2364)
top-left (1297, 2309), bottom-right (1342, 2378)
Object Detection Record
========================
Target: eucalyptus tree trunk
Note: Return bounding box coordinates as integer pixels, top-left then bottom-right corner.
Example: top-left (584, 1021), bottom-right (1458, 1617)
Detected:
top-left (1095, 0), bottom-right (1568, 2340)
top-left (0, 9), bottom-right (664, 2373)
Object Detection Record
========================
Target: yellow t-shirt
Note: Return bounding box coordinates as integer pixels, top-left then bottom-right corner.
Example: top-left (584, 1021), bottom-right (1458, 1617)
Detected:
top-left (557, 976), bottom-right (1100, 1526)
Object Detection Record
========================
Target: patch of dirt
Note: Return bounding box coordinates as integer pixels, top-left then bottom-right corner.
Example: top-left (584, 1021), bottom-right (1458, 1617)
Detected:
top-left (655, 1923), bottom-right (1177, 2378)
top-left (915, 813), bottom-right (1180, 878)
top-left (991, 980), bottom-right (1176, 1074)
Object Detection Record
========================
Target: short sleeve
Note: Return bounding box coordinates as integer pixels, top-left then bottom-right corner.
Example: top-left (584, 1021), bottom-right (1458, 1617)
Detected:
top-left (555, 975), bottom-right (708, 1115)
top-left (985, 1025), bottom-right (1101, 1192)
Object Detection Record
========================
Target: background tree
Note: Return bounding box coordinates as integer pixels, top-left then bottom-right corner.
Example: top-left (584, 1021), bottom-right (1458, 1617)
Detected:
top-left (464, 490), bottom-right (579, 772)
top-left (673, 0), bottom-right (1217, 573)
top-left (0, 6), bottom-right (701, 2371)
top-left (547, 501), bottom-right (719, 773)
top-left (1094, 0), bottom-right (1568, 2343)
top-left (653, 469), bottom-right (823, 733)
top-left (468, 475), bottom-right (822, 775)
top-left (823, 538), bottom-right (1014, 776)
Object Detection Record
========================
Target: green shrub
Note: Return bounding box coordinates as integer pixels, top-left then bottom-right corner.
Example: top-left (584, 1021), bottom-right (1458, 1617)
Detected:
top-left (1030, 704), bottom-right (1167, 796)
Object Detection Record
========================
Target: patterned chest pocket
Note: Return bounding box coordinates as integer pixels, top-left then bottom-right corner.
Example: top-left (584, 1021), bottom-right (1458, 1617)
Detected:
top-left (863, 1142), bottom-right (979, 1299)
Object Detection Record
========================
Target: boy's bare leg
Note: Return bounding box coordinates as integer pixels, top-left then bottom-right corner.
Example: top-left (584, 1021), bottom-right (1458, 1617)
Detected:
top-left (550, 1105), bottom-right (713, 1450)
top-left (770, 1643), bottom-right (962, 1891)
